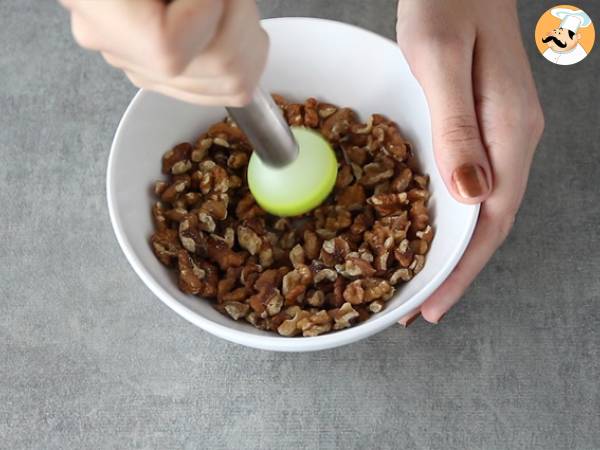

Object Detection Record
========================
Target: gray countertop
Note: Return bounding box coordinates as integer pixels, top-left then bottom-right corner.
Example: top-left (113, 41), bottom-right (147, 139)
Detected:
top-left (1, 1), bottom-right (599, 449)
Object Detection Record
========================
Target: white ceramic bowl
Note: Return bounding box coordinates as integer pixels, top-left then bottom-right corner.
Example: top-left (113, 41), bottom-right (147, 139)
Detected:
top-left (107, 18), bottom-right (478, 352)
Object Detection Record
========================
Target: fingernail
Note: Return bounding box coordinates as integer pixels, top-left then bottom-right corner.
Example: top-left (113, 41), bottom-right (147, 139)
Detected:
top-left (400, 311), bottom-right (421, 328)
top-left (452, 164), bottom-right (488, 199)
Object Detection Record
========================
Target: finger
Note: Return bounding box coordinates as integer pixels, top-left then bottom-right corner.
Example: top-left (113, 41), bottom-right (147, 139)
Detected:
top-left (402, 39), bottom-right (493, 204)
top-left (104, 52), bottom-right (247, 97)
top-left (418, 204), bottom-right (507, 323)
top-left (69, 12), bottom-right (99, 50)
top-left (64, 0), bottom-right (221, 73)
top-left (397, 310), bottom-right (421, 327)
top-left (183, 0), bottom-right (268, 81)
top-left (64, 0), bottom-right (163, 57)
top-left (419, 105), bottom-right (539, 324)
top-left (162, 0), bottom-right (224, 64)
top-left (124, 71), bottom-right (251, 107)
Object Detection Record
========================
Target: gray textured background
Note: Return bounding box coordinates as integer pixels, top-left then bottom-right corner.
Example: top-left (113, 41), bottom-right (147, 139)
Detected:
top-left (1, 1), bottom-right (599, 449)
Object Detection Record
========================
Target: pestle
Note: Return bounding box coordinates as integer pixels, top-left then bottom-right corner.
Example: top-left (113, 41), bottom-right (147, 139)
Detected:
top-left (226, 87), bottom-right (338, 217)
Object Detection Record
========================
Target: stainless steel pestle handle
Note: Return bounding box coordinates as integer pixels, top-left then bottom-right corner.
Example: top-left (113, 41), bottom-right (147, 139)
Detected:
top-left (226, 87), bottom-right (298, 168)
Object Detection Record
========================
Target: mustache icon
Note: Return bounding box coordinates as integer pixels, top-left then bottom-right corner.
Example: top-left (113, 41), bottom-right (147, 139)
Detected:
top-left (542, 35), bottom-right (567, 48)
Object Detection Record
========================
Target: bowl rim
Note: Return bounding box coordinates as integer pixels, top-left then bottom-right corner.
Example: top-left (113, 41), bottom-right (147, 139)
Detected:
top-left (106, 17), bottom-right (479, 352)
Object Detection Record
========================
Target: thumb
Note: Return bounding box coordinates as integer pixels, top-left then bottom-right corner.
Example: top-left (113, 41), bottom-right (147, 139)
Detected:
top-left (404, 43), bottom-right (493, 204)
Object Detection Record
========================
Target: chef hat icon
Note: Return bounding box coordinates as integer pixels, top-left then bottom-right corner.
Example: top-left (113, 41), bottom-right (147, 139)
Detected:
top-left (551, 8), bottom-right (592, 33)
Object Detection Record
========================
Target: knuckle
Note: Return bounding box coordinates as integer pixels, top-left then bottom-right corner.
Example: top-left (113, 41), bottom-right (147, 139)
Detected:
top-left (402, 29), bottom-right (473, 78)
top-left (498, 214), bottom-right (516, 240)
top-left (439, 114), bottom-right (481, 146)
top-left (529, 105), bottom-right (545, 139)
top-left (498, 97), bottom-right (545, 138)
top-left (153, 51), bottom-right (185, 78)
top-left (225, 75), bottom-right (247, 95)
top-left (150, 33), bottom-right (185, 77)
top-left (59, 0), bottom-right (75, 9)
top-left (227, 91), bottom-right (253, 107)
top-left (427, 31), bottom-right (472, 52)
top-left (124, 72), bottom-right (147, 89)
top-left (101, 52), bottom-right (119, 68)
top-left (71, 18), bottom-right (95, 49)
top-left (484, 206), bottom-right (518, 241)
top-left (212, 53), bottom-right (237, 74)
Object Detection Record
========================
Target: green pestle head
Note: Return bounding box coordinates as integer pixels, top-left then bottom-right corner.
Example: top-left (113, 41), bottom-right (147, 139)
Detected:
top-left (247, 127), bottom-right (338, 217)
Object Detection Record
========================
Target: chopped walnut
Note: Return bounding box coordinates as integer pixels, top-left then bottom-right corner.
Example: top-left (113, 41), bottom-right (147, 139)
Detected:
top-left (342, 143), bottom-right (368, 166)
top-left (367, 192), bottom-right (408, 217)
top-left (154, 181), bottom-right (168, 197)
top-left (330, 302), bottom-right (359, 330)
top-left (362, 278), bottom-right (394, 302)
top-left (394, 240), bottom-right (414, 268)
top-left (337, 257), bottom-right (377, 279)
top-left (297, 310), bottom-right (332, 336)
top-left (258, 243), bottom-right (274, 268)
top-left (265, 288), bottom-right (284, 316)
top-left (303, 230), bottom-right (321, 260)
top-left (391, 167), bottom-right (413, 193)
top-left (171, 159), bottom-right (192, 175)
top-left (236, 192), bottom-right (264, 220)
top-left (368, 300), bottom-right (384, 313)
top-left (416, 225), bottom-right (434, 243)
top-left (314, 268), bottom-right (338, 284)
top-left (314, 206), bottom-right (350, 232)
top-left (206, 236), bottom-right (245, 270)
top-left (411, 254), bottom-right (426, 274)
top-left (343, 280), bottom-right (365, 305)
top-left (407, 188), bottom-right (429, 202)
top-left (282, 264), bottom-right (312, 305)
top-left (335, 164), bottom-right (354, 189)
top-left (329, 277), bottom-right (346, 308)
top-left (317, 102), bottom-right (337, 119)
top-left (240, 262), bottom-right (262, 288)
top-left (164, 208), bottom-right (188, 223)
top-left (152, 202), bottom-right (168, 231)
top-left (410, 239), bottom-right (428, 255)
top-left (389, 268), bottom-right (413, 284)
top-left (320, 237), bottom-right (351, 267)
top-left (272, 93), bottom-right (288, 109)
top-left (304, 97), bottom-right (319, 128)
top-left (224, 302), bottom-right (250, 320)
top-left (227, 151), bottom-right (249, 170)
top-left (207, 121), bottom-right (249, 146)
top-left (289, 244), bottom-right (305, 268)
top-left (285, 103), bottom-right (304, 126)
top-left (336, 184), bottom-right (366, 211)
top-left (162, 143), bottom-right (191, 174)
top-left (277, 307), bottom-right (310, 336)
top-left (237, 225), bottom-right (262, 255)
top-left (161, 177), bottom-right (190, 203)
top-left (279, 230), bottom-right (298, 250)
top-left (306, 290), bottom-right (326, 307)
top-left (178, 214), bottom-right (207, 254)
top-left (413, 174), bottom-right (429, 189)
top-left (150, 95), bottom-right (433, 337)
top-left (359, 162), bottom-right (394, 186)
top-left (200, 193), bottom-right (229, 221)
top-left (321, 108), bottom-right (357, 142)
top-left (409, 200), bottom-right (429, 231)
top-left (178, 250), bottom-right (206, 294)
top-left (191, 138), bottom-right (212, 162)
